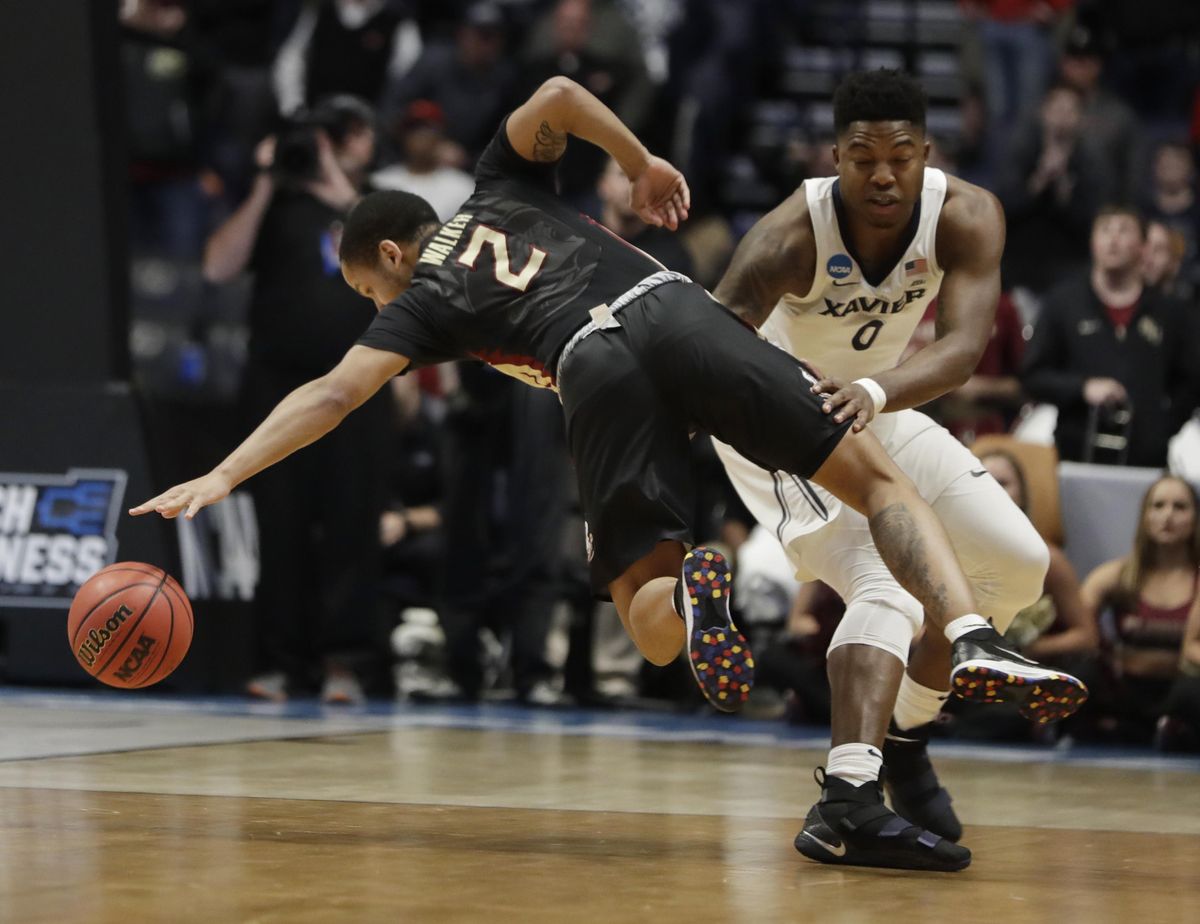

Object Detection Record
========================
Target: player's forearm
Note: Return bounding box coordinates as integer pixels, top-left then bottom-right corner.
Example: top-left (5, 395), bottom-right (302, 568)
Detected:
top-left (872, 336), bottom-right (981, 412)
top-left (544, 77), bottom-right (651, 180)
top-left (203, 173), bottom-right (274, 284)
top-left (214, 377), bottom-right (353, 488)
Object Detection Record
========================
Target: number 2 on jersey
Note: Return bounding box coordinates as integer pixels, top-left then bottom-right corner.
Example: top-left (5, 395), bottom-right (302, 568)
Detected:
top-left (457, 225), bottom-right (547, 292)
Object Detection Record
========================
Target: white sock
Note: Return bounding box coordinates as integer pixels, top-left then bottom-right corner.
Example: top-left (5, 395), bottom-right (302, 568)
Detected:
top-left (893, 674), bottom-right (950, 731)
top-left (825, 742), bottom-right (883, 787)
top-left (943, 614), bottom-right (990, 644)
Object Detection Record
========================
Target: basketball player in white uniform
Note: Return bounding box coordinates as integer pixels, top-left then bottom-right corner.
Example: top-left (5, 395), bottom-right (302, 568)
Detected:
top-left (713, 70), bottom-right (1082, 870)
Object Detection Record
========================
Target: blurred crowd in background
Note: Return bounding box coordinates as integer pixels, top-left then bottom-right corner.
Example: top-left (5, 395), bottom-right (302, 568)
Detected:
top-left (118, 0), bottom-right (1200, 750)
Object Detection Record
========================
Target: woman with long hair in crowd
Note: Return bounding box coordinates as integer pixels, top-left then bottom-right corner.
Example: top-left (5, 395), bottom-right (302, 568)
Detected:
top-left (1081, 475), bottom-right (1200, 747)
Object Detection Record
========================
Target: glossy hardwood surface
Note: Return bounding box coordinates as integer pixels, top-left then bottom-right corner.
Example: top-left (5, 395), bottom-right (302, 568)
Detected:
top-left (2, 727), bottom-right (1198, 923)
top-left (3, 786), bottom-right (1198, 924)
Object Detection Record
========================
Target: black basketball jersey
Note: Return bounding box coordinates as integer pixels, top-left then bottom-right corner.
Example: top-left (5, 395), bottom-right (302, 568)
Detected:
top-left (357, 118), bottom-right (665, 389)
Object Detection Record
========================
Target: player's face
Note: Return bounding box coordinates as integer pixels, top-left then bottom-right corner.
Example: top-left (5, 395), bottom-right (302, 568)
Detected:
top-left (1091, 214), bottom-right (1143, 272)
top-left (341, 242), bottom-right (413, 310)
top-left (1143, 478), bottom-right (1196, 547)
top-left (834, 121), bottom-right (929, 230)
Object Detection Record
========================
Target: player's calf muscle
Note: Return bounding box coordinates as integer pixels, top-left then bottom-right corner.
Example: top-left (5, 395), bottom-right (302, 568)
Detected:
top-left (868, 502), bottom-right (952, 625)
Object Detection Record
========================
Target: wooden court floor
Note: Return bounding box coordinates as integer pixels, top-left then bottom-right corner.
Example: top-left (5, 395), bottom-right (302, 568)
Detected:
top-left (2, 714), bottom-right (1199, 923)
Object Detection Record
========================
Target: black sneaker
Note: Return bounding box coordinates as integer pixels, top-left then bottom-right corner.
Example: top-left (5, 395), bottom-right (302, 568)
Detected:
top-left (951, 625), bottom-right (1088, 723)
top-left (677, 547), bottom-right (753, 712)
top-left (882, 721), bottom-right (962, 842)
top-left (794, 769), bottom-right (971, 872)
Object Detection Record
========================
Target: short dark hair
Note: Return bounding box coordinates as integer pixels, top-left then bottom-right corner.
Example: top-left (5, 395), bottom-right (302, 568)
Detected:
top-left (1093, 204), bottom-right (1146, 238)
top-left (340, 190), bottom-right (439, 266)
top-left (833, 69), bottom-right (927, 134)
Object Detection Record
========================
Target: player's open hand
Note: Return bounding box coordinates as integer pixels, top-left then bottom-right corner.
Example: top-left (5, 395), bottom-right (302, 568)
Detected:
top-left (630, 156), bottom-right (691, 231)
top-left (811, 377), bottom-right (877, 432)
top-left (129, 472), bottom-right (233, 520)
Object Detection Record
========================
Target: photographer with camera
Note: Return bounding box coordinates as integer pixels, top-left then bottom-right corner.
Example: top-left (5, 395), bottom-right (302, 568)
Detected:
top-left (1021, 207), bottom-right (1199, 467)
top-left (203, 95), bottom-right (393, 704)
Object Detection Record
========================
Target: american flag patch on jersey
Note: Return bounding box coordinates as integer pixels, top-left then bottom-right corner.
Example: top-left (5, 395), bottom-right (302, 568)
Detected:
top-left (905, 258), bottom-right (928, 277)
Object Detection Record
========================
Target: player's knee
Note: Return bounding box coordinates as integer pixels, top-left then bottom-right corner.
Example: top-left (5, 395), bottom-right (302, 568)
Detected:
top-left (827, 597), bottom-right (922, 664)
top-left (990, 521), bottom-right (1050, 614)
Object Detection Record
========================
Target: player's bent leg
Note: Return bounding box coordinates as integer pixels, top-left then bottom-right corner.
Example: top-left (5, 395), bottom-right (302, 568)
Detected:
top-left (808, 428), bottom-right (977, 630)
top-left (608, 541), bottom-right (754, 712)
top-left (932, 472), bottom-right (1050, 634)
top-left (809, 428), bottom-right (1088, 720)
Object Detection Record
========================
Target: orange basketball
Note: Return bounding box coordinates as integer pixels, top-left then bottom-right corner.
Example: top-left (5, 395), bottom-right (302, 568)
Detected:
top-left (67, 562), bottom-right (193, 689)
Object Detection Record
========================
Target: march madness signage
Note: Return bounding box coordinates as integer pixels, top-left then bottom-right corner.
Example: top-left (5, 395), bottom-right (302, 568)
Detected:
top-left (0, 468), bottom-right (127, 607)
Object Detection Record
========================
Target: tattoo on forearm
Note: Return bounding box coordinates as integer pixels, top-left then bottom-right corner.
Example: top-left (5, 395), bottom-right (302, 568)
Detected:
top-left (868, 502), bottom-right (951, 623)
top-left (532, 120), bottom-right (567, 162)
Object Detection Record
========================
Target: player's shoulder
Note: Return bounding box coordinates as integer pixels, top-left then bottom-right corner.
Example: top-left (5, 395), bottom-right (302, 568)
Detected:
top-left (766, 182), bottom-right (819, 254)
top-left (936, 174), bottom-right (1004, 269)
top-left (939, 175), bottom-right (1003, 235)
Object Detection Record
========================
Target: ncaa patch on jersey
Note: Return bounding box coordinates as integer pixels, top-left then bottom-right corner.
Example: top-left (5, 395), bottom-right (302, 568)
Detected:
top-left (826, 254), bottom-right (853, 279)
top-left (0, 468), bottom-right (127, 607)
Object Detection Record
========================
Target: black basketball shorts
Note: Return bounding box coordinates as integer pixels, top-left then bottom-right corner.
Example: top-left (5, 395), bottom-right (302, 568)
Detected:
top-left (557, 280), bottom-right (853, 596)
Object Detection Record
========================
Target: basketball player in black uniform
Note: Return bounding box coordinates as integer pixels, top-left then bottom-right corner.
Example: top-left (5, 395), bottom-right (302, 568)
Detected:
top-left (133, 76), bottom-right (1080, 871)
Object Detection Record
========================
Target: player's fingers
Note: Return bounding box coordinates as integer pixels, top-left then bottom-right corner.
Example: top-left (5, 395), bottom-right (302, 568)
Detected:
top-left (678, 177), bottom-right (691, 212)
top-left (832, 399), bottom-right (862, 424)
top-left (663, 201), bottom-right (679, 230)
top-left (820, 388), bottom-right (851, 413)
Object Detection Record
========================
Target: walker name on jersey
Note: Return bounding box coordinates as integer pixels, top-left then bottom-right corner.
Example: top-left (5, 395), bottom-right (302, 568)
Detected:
top-left (819, 287), bottom-right (926, 319)
top-left (0, 468), bottom-right (127, 607)
top-left (419, 211), bottom-right (475, 266)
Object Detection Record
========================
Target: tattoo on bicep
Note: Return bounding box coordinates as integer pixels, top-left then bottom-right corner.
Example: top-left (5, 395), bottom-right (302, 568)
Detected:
top-left (868, 502), bottom-right (952, 624)
top-left (532, 120), bottom-right (567, 162)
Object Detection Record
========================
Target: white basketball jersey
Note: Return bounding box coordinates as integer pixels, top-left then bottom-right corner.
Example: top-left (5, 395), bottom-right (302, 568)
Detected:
top-left (760, 168), bottom-right (947, 382)
top-left (714, 168), bottom-right (951, 549)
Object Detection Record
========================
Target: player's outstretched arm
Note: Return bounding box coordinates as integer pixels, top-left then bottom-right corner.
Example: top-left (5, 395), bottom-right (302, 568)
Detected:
top-left (506, 77), bottom-right (690, 230)
top-left (713, 187), bottom-right (815, 329)
top-left (129, 346), bottom-right (409, 520)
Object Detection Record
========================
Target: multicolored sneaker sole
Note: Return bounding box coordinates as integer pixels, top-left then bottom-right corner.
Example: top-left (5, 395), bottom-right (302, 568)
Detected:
top-left (680, 547), bottom-right (753, 713)
top-left (952, 664), bottom-right (1089, 724)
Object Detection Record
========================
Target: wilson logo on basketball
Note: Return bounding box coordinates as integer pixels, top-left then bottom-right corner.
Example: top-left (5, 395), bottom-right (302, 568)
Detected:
top-left (75, 603), bottom-right (133, 667)
top-left (112, 633), bottom-right (158, 682)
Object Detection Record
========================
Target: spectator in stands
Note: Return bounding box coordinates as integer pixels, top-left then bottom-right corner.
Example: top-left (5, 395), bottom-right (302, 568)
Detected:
top-left (273, 0), bottom-right (422, 114)
top-left (1021, 206), bottom-right (1199, 467)
top-left (1081, 475), bottom-right (1200, 744)
top-left (1055, 24), bottom-right (1141, 205)
top-left (995, 83), bottom-right (1104, 295)
top-left (382, 2), bottom-right (517, 166)
top-left (373, 100), bottom-right (475, 220)
top-left (203, 95), bottom-right (392, 704)
top-left (960, 0), bottom-right (1068, 150)
top-left (595, 158), bottom-right (694, 276)
top-left (430, 366), bottom-right (571, 706)
top-left (521, 0), bottom-right (654, 200)
top-left (1142, 220), bottom-right (1194, 302)
top-left (1140, 142), bottom-right (1200, 264)
top-left (754, 579), bottom-right (843, 725)
top-left (379, 374), bottom-right (445, 615)
top-left (1157, 592), bottom-right (1200, 752)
